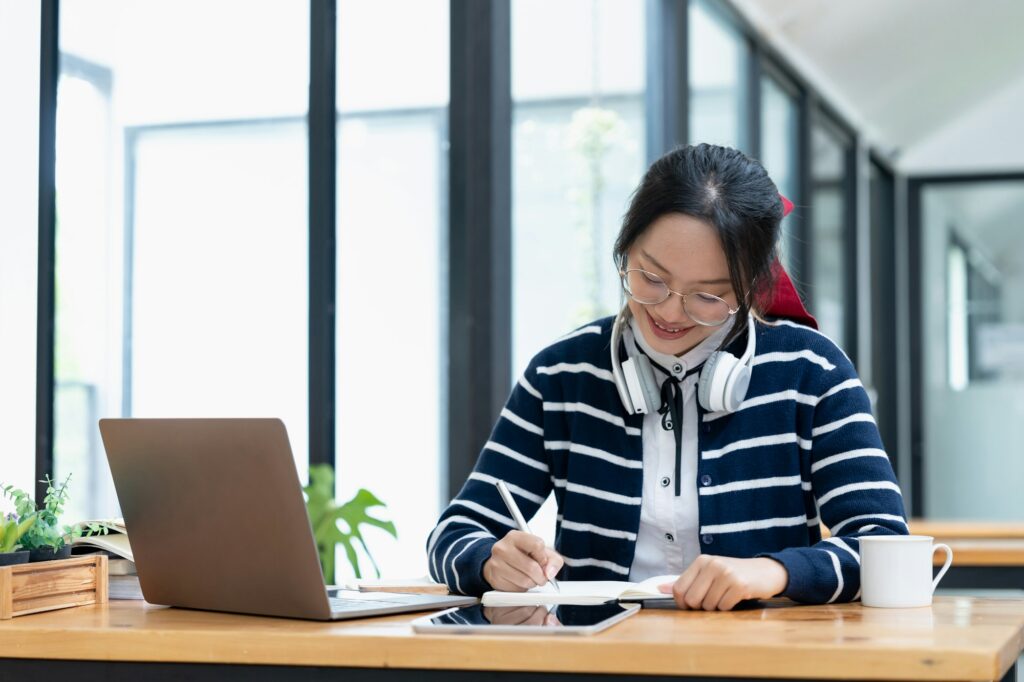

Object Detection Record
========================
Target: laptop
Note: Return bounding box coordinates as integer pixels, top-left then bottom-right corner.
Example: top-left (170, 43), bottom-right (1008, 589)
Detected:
top-left (98, 418), bottom-right (476, 620)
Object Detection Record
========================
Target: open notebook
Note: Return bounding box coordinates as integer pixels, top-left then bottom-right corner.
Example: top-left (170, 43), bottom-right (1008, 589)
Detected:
top-left (481, 575), bottom-right (678, 606)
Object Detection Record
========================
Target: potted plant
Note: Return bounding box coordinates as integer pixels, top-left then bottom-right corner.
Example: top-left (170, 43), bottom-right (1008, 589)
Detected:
top-left (1, 474), bottom-right (106, 562)
top-left (302, 464), bottom-right (396, 584)
top-left (0, 513), bottom-right (37, 566)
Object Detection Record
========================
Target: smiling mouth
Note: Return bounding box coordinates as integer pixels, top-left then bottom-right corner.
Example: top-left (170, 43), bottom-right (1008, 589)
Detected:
top-left (648, 311), bottom-right (691, 334)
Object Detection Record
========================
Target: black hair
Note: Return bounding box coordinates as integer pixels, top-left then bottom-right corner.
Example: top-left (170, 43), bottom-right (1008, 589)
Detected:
top-left (613, 143), bottom-right (783, 347)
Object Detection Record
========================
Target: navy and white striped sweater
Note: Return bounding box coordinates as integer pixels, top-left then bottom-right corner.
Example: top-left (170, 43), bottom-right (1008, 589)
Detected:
top-left (427, 316), bottom-right (907, 603)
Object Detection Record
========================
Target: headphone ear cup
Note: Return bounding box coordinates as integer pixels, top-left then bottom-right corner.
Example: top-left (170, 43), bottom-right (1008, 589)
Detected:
top-left (722, 365), bottom-right (751, 413)
top-left (697, 351), bottom-right (724, 412)
top-left (634, 355), bottom-right (661, 415)
top-left (698, 351), bottom-right (740, 413)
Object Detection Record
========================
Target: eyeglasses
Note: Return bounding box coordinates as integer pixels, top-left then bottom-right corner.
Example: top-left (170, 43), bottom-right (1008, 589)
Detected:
top-left (619, 268), bottom-right (738, 327)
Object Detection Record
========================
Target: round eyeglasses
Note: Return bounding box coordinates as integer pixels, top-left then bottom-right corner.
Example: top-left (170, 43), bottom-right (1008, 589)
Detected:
top-left (619, 268), bottom-right (738, 327)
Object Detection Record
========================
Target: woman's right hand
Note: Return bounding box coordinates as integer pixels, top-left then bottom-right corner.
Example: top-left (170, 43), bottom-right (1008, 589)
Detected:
top-left (482, 530), bottom-right (564, 591)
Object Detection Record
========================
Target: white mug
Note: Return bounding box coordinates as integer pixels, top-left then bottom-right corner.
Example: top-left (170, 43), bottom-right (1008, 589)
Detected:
top-left (859, 535), bottom-right (953, 608)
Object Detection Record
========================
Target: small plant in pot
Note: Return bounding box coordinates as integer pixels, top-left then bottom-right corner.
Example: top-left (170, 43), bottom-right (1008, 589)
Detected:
top-left (1, 474), bottom-right (105, 562)
top-left (0, 513), bottom-right (37, 566)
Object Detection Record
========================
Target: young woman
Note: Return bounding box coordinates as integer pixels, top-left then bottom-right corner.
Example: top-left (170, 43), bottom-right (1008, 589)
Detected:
top-left (427, 144), bottom-right (906, 610)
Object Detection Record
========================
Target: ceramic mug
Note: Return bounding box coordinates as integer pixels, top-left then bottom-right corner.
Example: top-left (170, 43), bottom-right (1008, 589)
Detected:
top-left (859, 535), bottom-right (953, 608)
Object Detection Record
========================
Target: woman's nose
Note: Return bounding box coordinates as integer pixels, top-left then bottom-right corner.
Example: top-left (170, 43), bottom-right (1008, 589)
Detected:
top-left (656, 294), bottom-right (694, 325)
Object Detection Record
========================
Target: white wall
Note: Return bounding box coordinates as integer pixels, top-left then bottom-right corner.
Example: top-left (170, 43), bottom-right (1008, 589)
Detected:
top-left (0, 0), bottom-right (41, 499)
top-left (900, 70), bottom-right (1024, 174)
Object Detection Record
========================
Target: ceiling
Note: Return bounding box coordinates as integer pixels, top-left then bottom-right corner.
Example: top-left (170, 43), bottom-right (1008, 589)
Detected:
top-left (733, 0), bottom-right (1024, 167)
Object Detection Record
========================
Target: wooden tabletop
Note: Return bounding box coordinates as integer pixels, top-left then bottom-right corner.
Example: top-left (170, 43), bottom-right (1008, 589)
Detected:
top-left (1, 597), bottom-right (1023, 680)
top-left (908, 520), bottom-right (1024, 566)
top-left (910, 520), bottom-right (1024, 540)
top-left (937, 539), bottom-right (1024, 567)
top-left (817, 520), bottom-right (1024, 566)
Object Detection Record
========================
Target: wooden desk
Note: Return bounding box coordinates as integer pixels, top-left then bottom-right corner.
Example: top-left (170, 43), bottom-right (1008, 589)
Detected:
top-left (911, 521), bottom-right (1024, 590)
top-left (910, 520), bottom-right (1024, 540)
top-left (1, 597), bottom-right (1022, 681)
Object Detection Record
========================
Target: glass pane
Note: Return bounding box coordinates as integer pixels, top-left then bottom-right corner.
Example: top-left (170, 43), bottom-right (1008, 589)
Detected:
top-left (809, 119), bottom-right (850, 351)
top-left (512, 0), bottom-right (646, 376)
top-left (56, 0), bottom-right (309, 524)
top-left (760, 74), bottom-right (800, 273)
top-left (335, 0), bottom-right (448, 581)
top-left (689, 0), bottom-right (748, 151)
top-left (921, 181), bottom-right (1024, 518)
top-left (0, 0), bottom-right (40, 494)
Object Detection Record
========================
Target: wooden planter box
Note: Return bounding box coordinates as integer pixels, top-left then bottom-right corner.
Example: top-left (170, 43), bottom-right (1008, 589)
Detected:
top-left (0, 555), bottom-right (107, 619)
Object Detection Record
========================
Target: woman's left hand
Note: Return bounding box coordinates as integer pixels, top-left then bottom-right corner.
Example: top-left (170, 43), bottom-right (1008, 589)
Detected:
top-left (658, 555), bottom-right (788, 611)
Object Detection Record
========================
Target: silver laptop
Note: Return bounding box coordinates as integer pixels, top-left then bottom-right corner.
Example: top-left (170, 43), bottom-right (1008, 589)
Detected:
top-left (98, 418), bottom-right (476, 620)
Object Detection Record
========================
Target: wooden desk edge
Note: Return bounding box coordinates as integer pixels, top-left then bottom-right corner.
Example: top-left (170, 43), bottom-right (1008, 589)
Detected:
top-left (1, 602), bottom-right (1021, 681)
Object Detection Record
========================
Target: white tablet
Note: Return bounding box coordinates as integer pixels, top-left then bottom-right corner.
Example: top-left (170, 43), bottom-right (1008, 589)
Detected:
top-left (411, 601), bottom-right (640, 636)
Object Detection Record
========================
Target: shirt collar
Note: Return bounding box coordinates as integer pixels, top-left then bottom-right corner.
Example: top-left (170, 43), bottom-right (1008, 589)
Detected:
top-left (627, 312), bottom-right (736, 378)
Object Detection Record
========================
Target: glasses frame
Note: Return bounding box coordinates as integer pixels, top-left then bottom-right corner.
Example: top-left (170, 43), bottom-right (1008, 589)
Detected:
top-left (618, 268), bottom-right (739, 327)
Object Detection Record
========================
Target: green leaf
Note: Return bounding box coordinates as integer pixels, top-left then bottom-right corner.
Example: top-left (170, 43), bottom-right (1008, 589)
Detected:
top-left (301, 466), bottom-right (397, 584)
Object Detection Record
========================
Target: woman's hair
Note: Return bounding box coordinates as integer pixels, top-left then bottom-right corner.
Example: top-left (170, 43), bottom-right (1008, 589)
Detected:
top-left (613, 143), bottom-right (783, 346)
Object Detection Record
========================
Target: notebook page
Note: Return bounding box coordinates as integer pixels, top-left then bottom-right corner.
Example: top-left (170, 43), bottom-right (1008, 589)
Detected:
top-left (481, 580), bottom-right (639, 606)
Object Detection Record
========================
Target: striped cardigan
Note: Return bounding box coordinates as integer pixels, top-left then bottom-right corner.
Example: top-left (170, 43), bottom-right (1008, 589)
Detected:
top-left (427, 316), bottom-right (907, 603)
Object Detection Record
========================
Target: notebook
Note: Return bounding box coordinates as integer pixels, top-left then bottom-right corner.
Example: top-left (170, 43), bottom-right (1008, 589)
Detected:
top-left (481, 575), bottom-right (678, 606)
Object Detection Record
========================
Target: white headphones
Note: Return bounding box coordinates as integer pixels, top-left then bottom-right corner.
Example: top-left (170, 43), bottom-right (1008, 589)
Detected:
top-left (610, 305), bottom-right (757, 415)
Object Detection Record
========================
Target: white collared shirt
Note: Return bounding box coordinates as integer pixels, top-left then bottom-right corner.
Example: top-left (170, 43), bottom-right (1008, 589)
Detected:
top-left (626, 317), bottom-right (734, 582)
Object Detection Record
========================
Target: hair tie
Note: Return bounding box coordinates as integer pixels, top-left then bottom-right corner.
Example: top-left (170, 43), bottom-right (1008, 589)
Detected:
top-left (780, 194), bottom-right (794, 217)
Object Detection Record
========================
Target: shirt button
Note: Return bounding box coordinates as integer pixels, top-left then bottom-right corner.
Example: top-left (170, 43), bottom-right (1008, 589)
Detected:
top-left (660, 476), bottom-right (671, 487)
top-left (671, 362), bottom-right (683, 375)
top-left (700, 474), bottom-right (712, 486)
top-left (665, 533), bottom-right (674, 542)
top-left (702, 534), bottom-right (714, 545)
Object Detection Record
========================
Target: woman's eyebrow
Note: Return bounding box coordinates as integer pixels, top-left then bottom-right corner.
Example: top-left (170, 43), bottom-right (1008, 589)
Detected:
top-left (639, 249), bottom-right (731, 286)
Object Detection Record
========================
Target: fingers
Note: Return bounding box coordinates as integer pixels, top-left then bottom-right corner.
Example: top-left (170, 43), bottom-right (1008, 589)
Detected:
top-left (486, 531), bottom-right (558, 591)
top-left (669, 557), bottom-right (704, 609)
top-left (716, 583), bottom-right (749, 612)
top-left (670, 556), bottom-right (747, 611)
top-left (543, 547), bottom-right (564, 579)
top-left (504, 533), bottom-right (549, 585)
top-left (701, 565), bottom-right (734, 611)
top-left (683, 559), bottom-right (718, 610)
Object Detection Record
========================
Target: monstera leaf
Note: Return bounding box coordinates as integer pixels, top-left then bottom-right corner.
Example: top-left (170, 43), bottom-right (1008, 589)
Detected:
top-left (303, 464), bottom-right (396, 583)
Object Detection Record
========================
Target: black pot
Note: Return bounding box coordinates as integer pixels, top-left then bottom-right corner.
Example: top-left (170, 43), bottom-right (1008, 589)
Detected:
top-left (28, 544), bottom-right (72, 562)
top-left (0, 550), bottom-right (30, 566)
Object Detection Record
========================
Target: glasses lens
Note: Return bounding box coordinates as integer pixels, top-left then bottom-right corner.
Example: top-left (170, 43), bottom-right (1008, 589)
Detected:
top-left (685, 292), bottom-right (732, 326)
top-left (623, 270), bottom-right (668, 304)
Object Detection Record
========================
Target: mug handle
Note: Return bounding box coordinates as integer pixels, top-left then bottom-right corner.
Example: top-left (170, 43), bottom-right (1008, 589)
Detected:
top-left (931, 543), bottom-right (954, 593)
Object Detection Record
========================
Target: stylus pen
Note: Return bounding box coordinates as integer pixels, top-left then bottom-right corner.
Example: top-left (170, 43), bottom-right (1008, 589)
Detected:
top-left (494, 479), bottom-right (560, 593)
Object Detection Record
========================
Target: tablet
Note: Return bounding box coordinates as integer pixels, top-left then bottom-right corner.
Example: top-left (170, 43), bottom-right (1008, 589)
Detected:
top-left (411, 601), bottom-right (640, 636)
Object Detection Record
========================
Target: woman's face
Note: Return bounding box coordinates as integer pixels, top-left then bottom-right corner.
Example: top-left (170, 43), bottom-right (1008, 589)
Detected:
top-left (624, 213), bottom-right (738, 357)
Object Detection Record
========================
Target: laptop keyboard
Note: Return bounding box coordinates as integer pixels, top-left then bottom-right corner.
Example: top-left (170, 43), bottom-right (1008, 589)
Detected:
top-left (328, 596), bottom-right (404, 612)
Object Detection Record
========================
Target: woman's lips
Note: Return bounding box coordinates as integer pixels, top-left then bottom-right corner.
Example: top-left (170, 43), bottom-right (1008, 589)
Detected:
top-left (646, 309), bottom-right (694, 340)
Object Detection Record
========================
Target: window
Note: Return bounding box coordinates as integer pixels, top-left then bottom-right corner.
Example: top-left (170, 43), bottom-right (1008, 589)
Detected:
top-left (334, 0), bottom-right (449, 580)
top-left (760, 71), bottom-right (800, 273)
top-left (920, 180), bottom-right (1024, 519)
top-left (56, 0), bottom-right (309, 523)
top-left (0, 0), bottom-right (40, 495)
top-left (808, 115), bottom-right (853, 352)
top-left (689, 0), bottom-right (749, 151)
top-left (511, 0), bottom-right (646, 376)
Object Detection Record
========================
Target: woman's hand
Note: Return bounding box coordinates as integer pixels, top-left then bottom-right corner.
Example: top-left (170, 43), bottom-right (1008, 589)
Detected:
top-left (658, 555), bottom-right (788, 611)
top-left (483, 530), bottom-right (564, 592)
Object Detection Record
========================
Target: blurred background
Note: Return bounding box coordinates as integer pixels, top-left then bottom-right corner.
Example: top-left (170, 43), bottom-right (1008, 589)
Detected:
top-left (1, 0), bottom-right (1023, 581)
